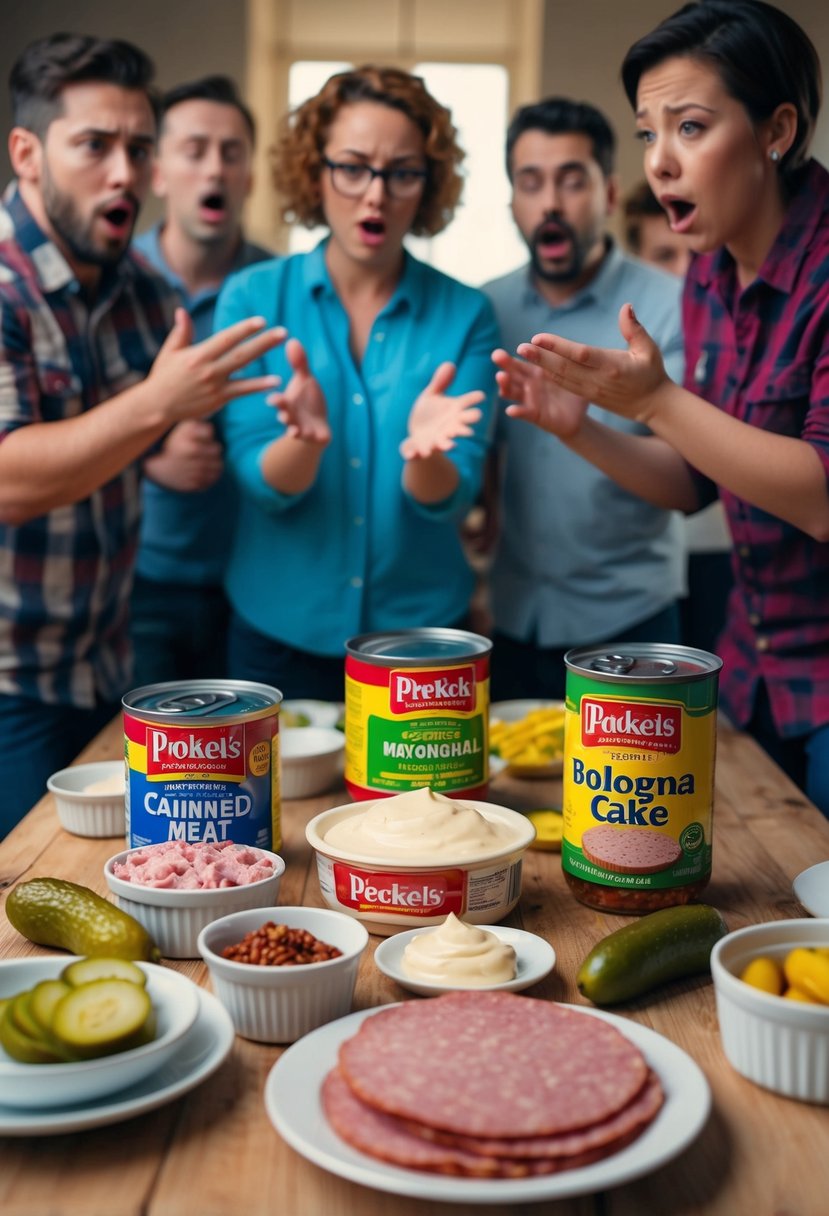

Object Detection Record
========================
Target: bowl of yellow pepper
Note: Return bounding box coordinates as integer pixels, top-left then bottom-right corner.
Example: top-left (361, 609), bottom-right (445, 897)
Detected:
top-left (710, 918), bottom-right (829, 1104)
top-left (489, 701), bottom-right (565, 778)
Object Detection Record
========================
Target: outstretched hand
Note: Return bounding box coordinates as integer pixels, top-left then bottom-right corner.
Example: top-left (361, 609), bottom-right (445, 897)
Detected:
top-left (266, 338), bottom-right (331, 446)
top-left (400, 362), bottom-right (484, 461)
top-left (519, 303), bottom-right (668, 425)
top-left (492, 348), bottom-right (588, 438)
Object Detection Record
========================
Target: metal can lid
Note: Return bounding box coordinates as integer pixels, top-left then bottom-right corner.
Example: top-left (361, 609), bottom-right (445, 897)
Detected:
top-left (564, 643), bottom-right (722, 683)
top-left (122, 679), bottom-right (283, 721)
top-left (345, 628), bottom-right (492, 665)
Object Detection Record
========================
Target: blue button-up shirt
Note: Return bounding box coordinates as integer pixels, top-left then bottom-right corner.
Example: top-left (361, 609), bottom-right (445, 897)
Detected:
top-left (215, 242), bottom-right (498, 655)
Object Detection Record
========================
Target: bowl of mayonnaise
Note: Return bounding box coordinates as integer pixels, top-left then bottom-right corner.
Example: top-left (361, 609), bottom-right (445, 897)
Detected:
top-left (47, 761), bottom-right (126, 838)
top-left (305, 786), bottom-right (535, 935)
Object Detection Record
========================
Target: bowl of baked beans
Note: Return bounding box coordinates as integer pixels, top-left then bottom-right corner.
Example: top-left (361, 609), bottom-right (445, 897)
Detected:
top-left (196, 906), bottom-right (369, 1043)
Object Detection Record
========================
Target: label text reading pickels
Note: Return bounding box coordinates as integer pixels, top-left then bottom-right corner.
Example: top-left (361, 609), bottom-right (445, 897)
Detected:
top-left (147, 725), bottom-right (246, 777)
top-left (581, 697), bottom-right (682, 754)
top-left (390, 666), bottom-right (475, 714)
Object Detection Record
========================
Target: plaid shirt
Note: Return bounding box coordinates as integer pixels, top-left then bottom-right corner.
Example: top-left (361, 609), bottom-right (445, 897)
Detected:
top-left (0, 186), bottom-right (176, 707)
top-left (683, 159), bottom-right (829, 738)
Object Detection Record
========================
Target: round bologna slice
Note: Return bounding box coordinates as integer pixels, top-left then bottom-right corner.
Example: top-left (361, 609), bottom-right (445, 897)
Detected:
top-left (337, 991), bottom-right (649, 1139)
top-left (581, 825), bottom-right (681, 875)
top-left (322, 1069), bottom-right (617, 1178)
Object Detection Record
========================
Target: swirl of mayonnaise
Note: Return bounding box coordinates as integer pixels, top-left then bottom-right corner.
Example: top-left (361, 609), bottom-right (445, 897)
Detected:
top-left (322, 786), bottom-right (519, 863)
top-left (401, 913), bottom-right (517, 985)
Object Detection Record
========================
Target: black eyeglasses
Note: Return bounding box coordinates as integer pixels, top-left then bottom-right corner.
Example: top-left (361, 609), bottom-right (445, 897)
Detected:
top-left (322, 157), bottom-right (428, 200)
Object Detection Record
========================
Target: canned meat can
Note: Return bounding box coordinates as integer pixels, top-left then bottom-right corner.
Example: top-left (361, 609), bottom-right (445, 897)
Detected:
top-left (344, 629), bottom-right (491, 801)
top-left (123, 680), bottom-right (282, 850)
top-left (562, 645), bottom-right (722, 913)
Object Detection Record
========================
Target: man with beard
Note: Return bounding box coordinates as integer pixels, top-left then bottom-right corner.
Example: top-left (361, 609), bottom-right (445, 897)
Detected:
top-left (131, 76), bottom-right (272, 685)
top-left (0, 35), bottom-right (283, 835)
top-left (483, 97), bottom-right (685, 699)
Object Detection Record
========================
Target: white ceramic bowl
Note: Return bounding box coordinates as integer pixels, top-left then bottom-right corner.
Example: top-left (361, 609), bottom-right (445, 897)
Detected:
top-left (306, 799), bottom-right (536, 935)
top-left (280, 700), bottom-right (343, 730)
top-left (47, 761), bottom-right (126, 838)
top-left (103, 845), bottom-right (286, 959)
top-left (0, 956), bottom-right (199, 1108)
top-left (281, 726), bottom-right (345, 799)
top-left (710, 918), bottom-right (829, 1104)
top-left (197, 906), bottom-right (368, 1043)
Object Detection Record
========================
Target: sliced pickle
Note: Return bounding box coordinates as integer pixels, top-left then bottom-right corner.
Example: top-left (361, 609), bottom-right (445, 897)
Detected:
top-left (61, 957), bottom-right (146, 988)
top-left (29, 979), bottom-right (72, 1031)
top-left (51, 978), bottom-right (152, 1058)
top-left (0, 1002), bottom-right (63, 1063)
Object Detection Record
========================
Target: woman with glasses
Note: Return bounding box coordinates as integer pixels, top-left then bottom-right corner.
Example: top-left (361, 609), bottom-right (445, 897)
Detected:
top-left (214, 66), bottom-right (498, 699)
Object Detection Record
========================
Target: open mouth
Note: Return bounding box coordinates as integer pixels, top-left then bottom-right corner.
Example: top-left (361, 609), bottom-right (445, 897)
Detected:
top-left (663, 197), bottom-right (696, 231)
top-left (99, 200), bottom-right (134, 234)
top-left (200, 192), bottom-right (226, 214)
top-left (534, 221), bottom-right (572, 259)
top-left (360, 218), bottom-right (385, 236)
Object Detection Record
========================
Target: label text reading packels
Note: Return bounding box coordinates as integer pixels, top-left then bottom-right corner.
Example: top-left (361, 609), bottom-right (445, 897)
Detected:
top-left (581, 697), bottom-right (681, 754)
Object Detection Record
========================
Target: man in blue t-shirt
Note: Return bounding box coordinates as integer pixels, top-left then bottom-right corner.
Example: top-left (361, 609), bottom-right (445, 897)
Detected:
top-left (132, 75), bottom-right (272, 685)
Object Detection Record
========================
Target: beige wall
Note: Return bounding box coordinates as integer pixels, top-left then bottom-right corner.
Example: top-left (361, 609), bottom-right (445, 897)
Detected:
top-left (0, 0), bottom-right (827, 231)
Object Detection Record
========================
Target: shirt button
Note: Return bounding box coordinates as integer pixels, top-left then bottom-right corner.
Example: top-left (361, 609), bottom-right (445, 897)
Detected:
top-left (350, 576), bottom-right (363, 589)
top-left (739, 545), bottom-right (751, 558)
top-left (374, 332), bottom-right (385, 342)
top-left (756, 637), bottom-right (769, 652)
top-left (352, 393), bottom-right (364, 405)
top-left (748, 613), bottom-right (761, 627)
top-left (350, 457), bottom-right (362, 469)
top-left (353, 516), bottom-right (364, 527)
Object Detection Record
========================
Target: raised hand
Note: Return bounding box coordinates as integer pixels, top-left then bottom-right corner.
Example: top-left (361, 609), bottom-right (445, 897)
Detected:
top-left (144, 420), bottom-right (224, 492)
top-left (266, 338), bottom-right (331, 446)
top-left (400, 362), bottom-right (484, 461)
top-left (519, 304), bottom-right (669, 425)
top-left (148, 308), bottom-right (286, 423)
top-left (491, 348), bottom-right (588, 439)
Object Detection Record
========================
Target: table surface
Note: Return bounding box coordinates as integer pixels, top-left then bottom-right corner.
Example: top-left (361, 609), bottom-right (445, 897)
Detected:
top-left (1, 716), bottom-right (827, 1216)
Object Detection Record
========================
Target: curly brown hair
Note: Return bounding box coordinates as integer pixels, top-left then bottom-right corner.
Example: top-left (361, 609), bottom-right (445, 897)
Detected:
top-left (271, 65), bottom-right (465, 237)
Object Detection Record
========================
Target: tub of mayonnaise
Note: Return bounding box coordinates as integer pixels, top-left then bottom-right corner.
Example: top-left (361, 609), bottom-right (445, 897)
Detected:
top-left (305, 787), bottom-right (535, 934)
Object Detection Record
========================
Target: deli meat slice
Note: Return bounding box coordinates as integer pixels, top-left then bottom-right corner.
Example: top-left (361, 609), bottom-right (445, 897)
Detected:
top-left (337, 991), bottom-right (649, 1139)
top-left (322, 1069), bottom-right (626, 1178)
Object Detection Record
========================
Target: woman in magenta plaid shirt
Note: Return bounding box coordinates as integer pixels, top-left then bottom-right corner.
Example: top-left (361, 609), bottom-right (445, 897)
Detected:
top-left (492, 0), bottom-right (829, 815)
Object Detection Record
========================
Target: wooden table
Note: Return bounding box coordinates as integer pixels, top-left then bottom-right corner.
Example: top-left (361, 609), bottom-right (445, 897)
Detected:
top-left (1, 717), bottom-right (827, 1216)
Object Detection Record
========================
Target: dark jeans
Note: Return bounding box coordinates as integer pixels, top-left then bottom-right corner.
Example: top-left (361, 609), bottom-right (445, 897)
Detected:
top-left (0, 694), bottom-right (120, 839)
top-left (746, 682), bottom-right (829, 820)
top-left (130, 575), bottom-right (231, 687)
top-left (227, 612), bottom-right (346, 702)
top-left (491, 602), bottom-right (682, 702)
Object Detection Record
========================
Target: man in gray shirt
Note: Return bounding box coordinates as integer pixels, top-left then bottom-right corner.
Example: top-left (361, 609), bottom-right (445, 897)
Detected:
top-left (483, 97), bottom-right (685, 700)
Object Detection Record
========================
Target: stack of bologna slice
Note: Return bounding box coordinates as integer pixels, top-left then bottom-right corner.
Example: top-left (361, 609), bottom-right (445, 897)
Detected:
top-left (322, 990), bottom-right (663, 1178)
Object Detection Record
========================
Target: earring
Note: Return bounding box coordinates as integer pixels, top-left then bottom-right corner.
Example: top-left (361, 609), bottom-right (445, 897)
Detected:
top-left (770, 149), bottom-right (780, 163)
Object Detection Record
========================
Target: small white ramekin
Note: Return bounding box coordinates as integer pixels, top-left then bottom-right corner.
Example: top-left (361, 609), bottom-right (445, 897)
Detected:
top-left (280, 726), bottom-right (345, 799)
top-left (197, 906), bottom-right (368, 1043)
top-left (103, 847), bottom-right (285, 959)
top-left (47, 761), bottom-right (126, 838)
top-left (711, 918), bottom-right (829, 1104)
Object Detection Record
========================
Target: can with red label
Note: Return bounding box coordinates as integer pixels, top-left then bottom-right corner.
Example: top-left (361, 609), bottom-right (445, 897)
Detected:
top-left (123, 680), bottom-right (282, 850)
top-left (344, 629), bottom-right (492, 801)
top-left (562, 644), bottom-right (722, 914)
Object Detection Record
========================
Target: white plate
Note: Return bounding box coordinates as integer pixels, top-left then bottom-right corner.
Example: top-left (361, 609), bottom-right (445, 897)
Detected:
top-left (0, 984), bottom-right (234, 1136)
top-left (265, 1003), bottom-right (710, 1205)
top-left (489, 700), bottom-right (565, 778)
top-left (374, 925), bottom-right (555, 996)
top-left (281, 700), bottom-right (343, 730)
top-left (793, 860), bottom-right (829, 917)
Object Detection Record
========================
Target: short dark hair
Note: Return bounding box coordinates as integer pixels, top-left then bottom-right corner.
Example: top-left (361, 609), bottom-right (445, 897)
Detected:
top-left (621, 1), bottom-right (822, 181)
top-left (622, 180), bottom-right (666, 253)
top-left (160, 74), bottom-right (256, 145)
top-left (10, 32), bottom-right (158, 137)
top-left (505, 97), bottom-right (616, 180)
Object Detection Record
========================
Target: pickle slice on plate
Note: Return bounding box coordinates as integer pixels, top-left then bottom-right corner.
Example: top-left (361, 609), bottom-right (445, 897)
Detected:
top-left (28, 979), bottom-right (72, 1032)
top-left (51, 978), bottom-right (152, 1058)
top-left (0, 1001), bottom-right (64, 1063)
top-left (61, 957), bottom-right (146, 988)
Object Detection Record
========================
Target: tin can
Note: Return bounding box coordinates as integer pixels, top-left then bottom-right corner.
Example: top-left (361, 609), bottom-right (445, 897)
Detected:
top-left (562, 644), bottom-right (722, 913)
top-left (123, 680), bottom-right (282, 851)
top-left (344, 629), bottom-right (491, 801)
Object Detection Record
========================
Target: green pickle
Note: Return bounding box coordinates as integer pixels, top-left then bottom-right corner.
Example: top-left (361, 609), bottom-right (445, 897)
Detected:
top-left (6, 878), bottom-right (160, 961)
top-left (51, 978), bottom-right (152, 1058)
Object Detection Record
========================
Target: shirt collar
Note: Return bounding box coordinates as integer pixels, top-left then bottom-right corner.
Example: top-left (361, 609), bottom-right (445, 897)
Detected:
top-left (693, 159), bottom-right (828, 294)
top-left (138, 222), bottom-right (263, 307)
top-left (520, 236), bottom-right (623, 313)
top-left (303, 236), bottom-right (422, 316)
